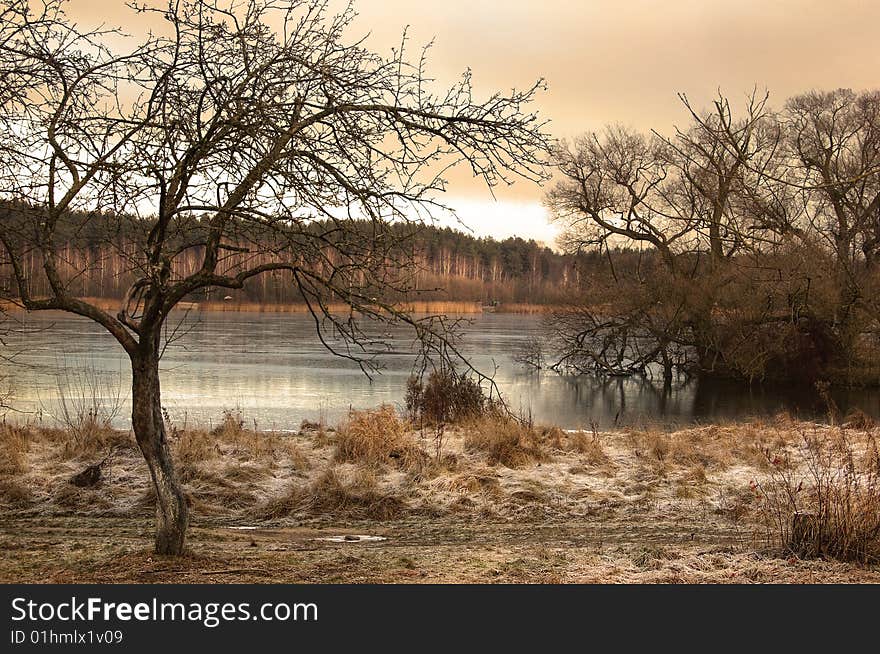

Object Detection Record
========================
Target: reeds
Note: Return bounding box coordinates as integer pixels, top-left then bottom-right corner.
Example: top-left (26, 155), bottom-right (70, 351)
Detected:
top-left (753, 428), bottom-right (880, 562)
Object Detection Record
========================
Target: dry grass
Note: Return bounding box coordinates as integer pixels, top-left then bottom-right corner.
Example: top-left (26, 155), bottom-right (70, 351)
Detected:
top-left (627, 422), bottom-right (793, 474)
top-left (3, 405), bottom-right (880, 583)
top-left (3, 297), bottom-right (568, 317)
top-left (0, 409), bottom-right (310, 517)
top-left (261, 465), bottom-right (406, 521)
top-left (47, 423), bottom-right (134, 461)
top-left (560, 429), bottom-right (608, 466)
top-left (463, 415), bottom-right (549, 468)
top-left (431, 466), bottom-right (502, 497)
top-left (175, 410), bottom-right (308, 480)
top-left (0, 424), bottom-right (30, 475)
top-left (753, 428), bottom-right (880, 562)
top-left (169, 411), bottom-right (309, 514)
top-left (10, 298), bottom-right (491, 316)
top-left (334, 406), bottom-right (425, 471)
top-left (0, 478), bottom-right (32, 507)
top-left (843, 408), bottom-right (876, 431)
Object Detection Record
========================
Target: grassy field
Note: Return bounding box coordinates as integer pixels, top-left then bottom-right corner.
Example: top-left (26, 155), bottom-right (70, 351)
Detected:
top-left (1, 409), bottom-right (879, 583)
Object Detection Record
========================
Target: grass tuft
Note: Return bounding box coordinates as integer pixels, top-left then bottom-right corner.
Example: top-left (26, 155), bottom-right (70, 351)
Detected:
top-left (261, 465), bottom-right (406, 520)
top-left (562, 430), bottom-right (608, 466)
top-left (0, 424), bottom-right (30, 475)
top-left (334, 406), bottom-right (425, 471)
top-left (463, 415), bottom-right (548, 468)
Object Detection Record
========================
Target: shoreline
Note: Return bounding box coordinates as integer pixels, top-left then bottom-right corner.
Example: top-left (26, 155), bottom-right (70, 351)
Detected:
top-left (1, 298), bottom-right (560, 315)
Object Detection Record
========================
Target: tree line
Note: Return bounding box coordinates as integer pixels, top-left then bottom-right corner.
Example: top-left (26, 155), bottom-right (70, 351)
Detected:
top-left (0, 214), bottom-right (581, 305)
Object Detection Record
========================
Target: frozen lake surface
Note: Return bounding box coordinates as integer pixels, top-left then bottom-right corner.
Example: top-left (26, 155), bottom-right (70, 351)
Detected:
top-left (3, 311), bottom-right (878, 430)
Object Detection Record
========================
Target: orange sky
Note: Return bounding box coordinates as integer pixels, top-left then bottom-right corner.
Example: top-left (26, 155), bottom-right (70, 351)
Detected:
top-left (66, 0), bottom-right (880, 244)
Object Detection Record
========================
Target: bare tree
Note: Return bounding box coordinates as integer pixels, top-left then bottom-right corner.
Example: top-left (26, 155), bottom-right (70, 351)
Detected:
top-left (659, 91), bottom-right (775, 265)
top-left (545, 89), bottom-right (880, 386)
top-left (783, 90), bottom-right (880, 334)
top-left (0, 0), bottom-right (549, 554)
top-left (547, 126), bottom-right (686, 272)
top-left (734, 89), bottom-right (880, 357)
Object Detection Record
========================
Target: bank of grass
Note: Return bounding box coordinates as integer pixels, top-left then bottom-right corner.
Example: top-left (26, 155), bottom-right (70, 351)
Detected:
top-left (624, 418), bottom-right (795, 474)
top-left (2, 406), bottom-right (879, 580)
top-left (0, 424), bottom-right (29, 475)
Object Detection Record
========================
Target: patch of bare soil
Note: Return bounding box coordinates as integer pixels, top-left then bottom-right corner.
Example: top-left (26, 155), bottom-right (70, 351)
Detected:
top-left (1, 411), bottom-right (878, 583)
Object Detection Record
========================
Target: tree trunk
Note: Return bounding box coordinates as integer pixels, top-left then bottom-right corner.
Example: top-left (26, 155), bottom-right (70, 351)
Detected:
top-left (131, 333), bottom-right (189, 555)
top-left (660, 346), bottom-right (673, 388)
top-left (709, 204), bottom-right (724, 267)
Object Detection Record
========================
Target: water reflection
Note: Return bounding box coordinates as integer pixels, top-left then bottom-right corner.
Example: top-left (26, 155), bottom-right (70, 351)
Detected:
top-left (2, 311), bottom-right (877, 429)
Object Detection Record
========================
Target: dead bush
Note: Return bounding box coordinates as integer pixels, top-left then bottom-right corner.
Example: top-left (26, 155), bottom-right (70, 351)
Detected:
top-left (463, 415), bottom-right (548, 468)
top-left (405, 371), bottom-right (488, 425)
top-left (753, 429), bottom-right (880, 562)
top-left (334, 405), bottom-right (424, 471)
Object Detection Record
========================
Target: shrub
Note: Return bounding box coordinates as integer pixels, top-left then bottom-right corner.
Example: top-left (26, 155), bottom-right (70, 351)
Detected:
top-left (753, 429), bottom-right (880, 562)
top-left (405, 371), bottom-right (487, 425)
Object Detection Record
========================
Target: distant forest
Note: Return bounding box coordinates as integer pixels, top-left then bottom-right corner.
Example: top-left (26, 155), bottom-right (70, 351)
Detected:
top-left (0, 213), bottom-right (592, 306)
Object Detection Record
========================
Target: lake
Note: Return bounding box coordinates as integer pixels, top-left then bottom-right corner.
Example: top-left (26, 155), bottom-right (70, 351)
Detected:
top-left (2, 311), bottom-right (878, 430)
